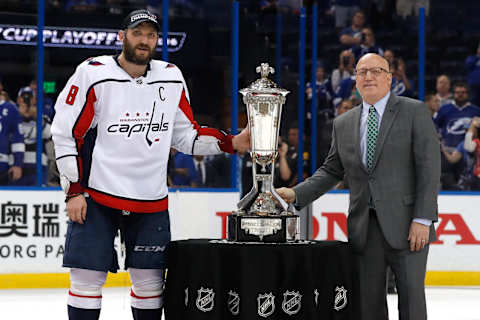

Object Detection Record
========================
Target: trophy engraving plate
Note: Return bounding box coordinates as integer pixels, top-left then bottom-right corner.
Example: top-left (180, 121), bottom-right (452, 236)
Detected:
top-left (241, 218), bottom-right (282, 240)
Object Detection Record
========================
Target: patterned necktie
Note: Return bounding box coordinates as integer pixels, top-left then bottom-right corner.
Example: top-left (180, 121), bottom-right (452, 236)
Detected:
top-left (366, 105), bottom-right (378, 169)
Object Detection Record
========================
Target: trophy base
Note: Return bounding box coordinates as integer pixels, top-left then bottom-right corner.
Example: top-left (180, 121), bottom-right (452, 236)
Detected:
top-left (227, 213), bottom-right (299, 243)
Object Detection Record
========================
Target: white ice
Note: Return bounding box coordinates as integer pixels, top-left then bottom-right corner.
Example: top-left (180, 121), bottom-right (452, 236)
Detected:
top-left (0, 287), bottom-right (479, 319)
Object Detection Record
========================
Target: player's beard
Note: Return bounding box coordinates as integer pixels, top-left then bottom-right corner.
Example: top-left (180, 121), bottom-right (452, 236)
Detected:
top-left (123, 35), bottom-right (156, 66)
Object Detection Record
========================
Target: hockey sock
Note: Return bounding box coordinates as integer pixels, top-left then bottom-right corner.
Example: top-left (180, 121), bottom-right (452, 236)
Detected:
top-left (131, 307), bottom-right (162, 320)
top-left (67, 305), bottom-right (100, 320)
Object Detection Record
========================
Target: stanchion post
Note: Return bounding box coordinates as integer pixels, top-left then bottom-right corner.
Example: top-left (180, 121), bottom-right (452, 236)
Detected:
top-left (275, 12), bottom-right (282, 85)
top-left (311, 2), bottom-right (318, 175)
top-left (297, 7), bottom-right (306, 183)
top-left (231, 1), bottom-right (239, 188)
top-left (418, 7), bottom-right (425, 101)
top-left (36, 0), bottom-right (45, 186)
top-left (162, 0), bottom-right (169, 61)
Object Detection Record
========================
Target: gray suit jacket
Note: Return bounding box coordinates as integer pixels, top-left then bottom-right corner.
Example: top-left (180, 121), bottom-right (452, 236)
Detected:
top-left (294, 94), bottom-right (441, 252)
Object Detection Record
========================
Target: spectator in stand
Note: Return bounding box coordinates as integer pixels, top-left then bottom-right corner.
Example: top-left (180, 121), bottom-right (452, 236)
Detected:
top-left (435, 74), bottom-right (454, 108)
top-left (434, 82), bottom-right (480, 150)
top-left (434, 83), bottom-right (480, 189)
top-left (331, 49), bottom-right (355, 93)
top-left (192, 154), bottom-right (230, 187)
top-left (306, 64), bottom-right (334, 115)
top-left (440, 134), bottom-right (476, 191)
top-left (284, 125), bottom-right (310, 183)
top-left (12, 87), bottom-right (51, 186)
top-left (333, 0), bottom-right (361, 30)
top-left (337, 97), bottom-right (354, 115)
top-left (333, 74), bottom-right (356, 108)
top-left (27, 79), bottom-right (58, 185)
top-left (383, 48), bottom-right (395, 65)
top-left (274, 136), bottom-right (294, 187)
top-left (351, 27), bottom-right (384, 62)
top-left (390, 58), bottom-right (413, 97)
top-left (339, 10), bottom-right (366, 47)
top-left (465, 43), bottom-right (480, 107)
top-left (425, 93), bottom-right (440, 117)
top-left (464, 116), bottom-right (480, 189)
top-left (0, 88), bottom-right (24, 185)
top-left (170, 148), bottom-right (197, 187)
top-left (0, 90), bottom-right (14, 104)
top-left (28, 78), bottom-right (55, 122)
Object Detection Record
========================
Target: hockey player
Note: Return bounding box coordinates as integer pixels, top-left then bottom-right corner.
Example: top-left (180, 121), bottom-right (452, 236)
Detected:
top-left (51, 9), bottom-right (250, 320)
top-left (0, 90), bottom-right (24, 185)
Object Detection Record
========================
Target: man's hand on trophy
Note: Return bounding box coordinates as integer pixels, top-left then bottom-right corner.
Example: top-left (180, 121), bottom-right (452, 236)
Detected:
top-left (275, 187), bottom-right (296, 204)
top-left (232, 127), bottom-right (251, 153)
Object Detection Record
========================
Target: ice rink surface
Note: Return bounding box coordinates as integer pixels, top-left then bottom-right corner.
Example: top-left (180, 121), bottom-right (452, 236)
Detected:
top-left (0, 286), bottom-right (479, 319)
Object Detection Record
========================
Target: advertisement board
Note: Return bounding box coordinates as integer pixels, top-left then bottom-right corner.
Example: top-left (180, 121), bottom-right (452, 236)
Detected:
top-left (0, 190), bottom-right (479, 287)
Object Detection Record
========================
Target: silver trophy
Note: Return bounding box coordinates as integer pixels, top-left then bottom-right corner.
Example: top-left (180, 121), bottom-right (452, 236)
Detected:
top-left (227, 63), bottom-right (299, 242)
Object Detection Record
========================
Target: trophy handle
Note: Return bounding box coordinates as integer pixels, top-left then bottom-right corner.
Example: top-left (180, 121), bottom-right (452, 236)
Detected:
top-left (237, 161), bottom-right (259, 211)
top-left (237, 184), bottom-right (259, 211)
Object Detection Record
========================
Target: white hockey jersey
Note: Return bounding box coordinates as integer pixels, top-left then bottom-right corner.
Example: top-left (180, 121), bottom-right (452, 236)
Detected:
top-left (51, 55), bottom-right (233, 213)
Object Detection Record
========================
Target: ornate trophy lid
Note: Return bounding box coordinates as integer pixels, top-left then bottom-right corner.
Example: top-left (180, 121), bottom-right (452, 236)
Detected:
top-left (239, 63), bottom-right (289, 96)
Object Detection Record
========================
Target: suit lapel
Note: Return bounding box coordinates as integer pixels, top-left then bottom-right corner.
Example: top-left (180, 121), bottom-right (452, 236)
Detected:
top-left (371, 94), bottom-right (400, 171)
top-left (352, 106), bottom-right (368, 173)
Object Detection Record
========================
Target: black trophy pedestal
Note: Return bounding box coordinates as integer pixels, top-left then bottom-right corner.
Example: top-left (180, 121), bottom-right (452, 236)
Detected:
top-left (227, 213), bottom-right (299, 242)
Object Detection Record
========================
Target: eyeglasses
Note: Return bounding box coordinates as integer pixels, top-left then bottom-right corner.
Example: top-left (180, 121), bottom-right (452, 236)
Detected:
top-left (355, 67), bottom-right (390, 77)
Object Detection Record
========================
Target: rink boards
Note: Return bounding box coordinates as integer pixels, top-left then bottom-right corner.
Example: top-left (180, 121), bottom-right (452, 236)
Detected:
top-left (0, 190), bottom-right (479, 288)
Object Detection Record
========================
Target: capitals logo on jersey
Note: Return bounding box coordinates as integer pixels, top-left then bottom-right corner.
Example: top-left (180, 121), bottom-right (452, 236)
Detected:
top-left (107, 102), bottom-right (169, 146)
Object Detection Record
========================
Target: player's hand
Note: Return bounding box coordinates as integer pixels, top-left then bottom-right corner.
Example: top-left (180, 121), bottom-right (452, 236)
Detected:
top-left (232, 127), bottom-right (250, 153)
top-left (276, 187), bottom-right (296, 204)
top-left (8, 166), bottom-right (22, 181)
top-left (66, 195), bottom-right (87, 224)
top-left (408, 221), bottom-right (430, 252)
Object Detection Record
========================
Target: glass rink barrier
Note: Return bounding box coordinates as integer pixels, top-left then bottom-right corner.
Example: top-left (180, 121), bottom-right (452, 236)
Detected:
top-left (0, 0), bottom-right (479, 308)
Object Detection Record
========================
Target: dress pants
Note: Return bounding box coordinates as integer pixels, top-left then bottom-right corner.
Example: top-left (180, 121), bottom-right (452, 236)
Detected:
top-left (352, 209), bottom-right (429, 320)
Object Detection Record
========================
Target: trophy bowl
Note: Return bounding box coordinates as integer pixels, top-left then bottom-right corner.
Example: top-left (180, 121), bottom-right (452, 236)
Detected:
top-left (227, 63), bottom-right (300, 242)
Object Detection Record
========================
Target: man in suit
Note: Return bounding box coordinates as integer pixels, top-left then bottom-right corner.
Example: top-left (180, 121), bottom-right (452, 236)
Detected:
top-left (277, 53), bottom-right (440, 320)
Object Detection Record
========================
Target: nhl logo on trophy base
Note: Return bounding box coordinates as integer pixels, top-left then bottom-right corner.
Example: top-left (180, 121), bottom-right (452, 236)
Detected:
top-left (227, 63), bottom-right (299, 243)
